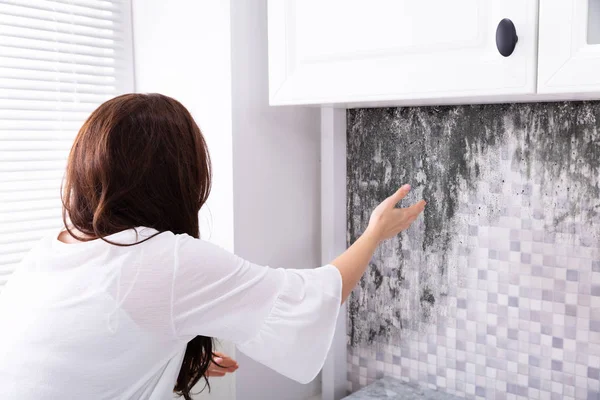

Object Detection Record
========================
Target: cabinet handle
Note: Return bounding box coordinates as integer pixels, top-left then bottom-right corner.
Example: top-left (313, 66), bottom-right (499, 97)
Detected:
top-left (496, 18), bottom-right (518, 57)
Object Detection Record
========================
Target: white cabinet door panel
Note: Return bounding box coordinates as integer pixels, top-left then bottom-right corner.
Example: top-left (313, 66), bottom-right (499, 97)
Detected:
top-left (538, 0), bottom-right (600, 95)
top-left (268, 0), bottom-right (538, 106)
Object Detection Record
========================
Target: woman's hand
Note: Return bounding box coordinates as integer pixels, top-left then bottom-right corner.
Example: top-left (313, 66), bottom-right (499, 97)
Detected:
top-left (365, 184), bottom-right (426, 242)
top-left (207, 352), bottom-right (239, 377)
top-left (332, 184), bottom-right (426, 303)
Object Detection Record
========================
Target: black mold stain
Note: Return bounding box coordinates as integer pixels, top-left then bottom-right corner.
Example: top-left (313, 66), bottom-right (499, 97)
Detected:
top-left (346, 102), bottom-right (600, 346)
top-left (420, 287), bottom-right (435, 305)
top-left (348, 299), bottom-right (358, 345)
top-left (420, 287), bottom-right (435, 321)
top-left (514, 104), bottom-right (600, 224)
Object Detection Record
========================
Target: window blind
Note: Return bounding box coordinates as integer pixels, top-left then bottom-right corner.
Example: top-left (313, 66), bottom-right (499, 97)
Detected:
top-left (0, 0), bottom-right (134, 292)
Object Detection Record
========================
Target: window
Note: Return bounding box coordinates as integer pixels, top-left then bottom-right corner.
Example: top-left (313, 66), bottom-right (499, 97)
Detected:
top-left (0, 0), bottom-right (134, 292)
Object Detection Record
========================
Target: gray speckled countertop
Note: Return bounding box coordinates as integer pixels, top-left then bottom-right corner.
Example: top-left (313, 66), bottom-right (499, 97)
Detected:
top-left (342, 378), bottom-right (462, 400)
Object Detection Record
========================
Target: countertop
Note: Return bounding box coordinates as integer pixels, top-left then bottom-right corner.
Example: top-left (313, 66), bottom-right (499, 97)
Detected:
top-left (342, 378), bottom-right (462, 400)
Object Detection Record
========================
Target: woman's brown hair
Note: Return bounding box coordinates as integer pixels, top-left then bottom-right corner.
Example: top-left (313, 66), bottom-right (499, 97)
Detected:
top-left (61, 93), bottom-right (214, 399)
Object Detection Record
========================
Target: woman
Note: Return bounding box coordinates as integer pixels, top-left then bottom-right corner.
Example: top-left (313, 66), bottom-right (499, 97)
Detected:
top-left (0, 94), bottom-right (426, 399)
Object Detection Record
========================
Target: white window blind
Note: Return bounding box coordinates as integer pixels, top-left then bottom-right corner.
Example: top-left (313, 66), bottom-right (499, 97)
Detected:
top-left (0, 0), bottom-right (134, 292)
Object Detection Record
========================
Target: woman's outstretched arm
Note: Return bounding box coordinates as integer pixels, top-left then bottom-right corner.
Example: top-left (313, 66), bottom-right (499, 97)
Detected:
top-left (170, 184), bottom-right (424, 383)
top-left (331, 184), bottom-right (426, 303)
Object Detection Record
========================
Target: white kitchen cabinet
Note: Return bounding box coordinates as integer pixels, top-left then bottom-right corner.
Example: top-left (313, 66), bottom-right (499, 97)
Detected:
top-left (267, 0), bottom-right (538, 106)
top-left (538, 0), bottom-right (600, 95)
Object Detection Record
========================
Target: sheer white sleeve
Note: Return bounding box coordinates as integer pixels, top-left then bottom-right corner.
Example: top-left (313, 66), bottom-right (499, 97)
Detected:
top-left (171, 234), bottom-right (342, 383)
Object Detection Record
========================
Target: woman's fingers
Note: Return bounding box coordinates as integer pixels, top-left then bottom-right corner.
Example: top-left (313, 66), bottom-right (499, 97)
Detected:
top-left (207, 364), bottom-right (238, 377)
top-left (212, 352), bottom-right (239, 368)
top-left (399, 200), bottom-right (425, 218)
top-left (210, 365), bottom-right (238, 372)
top-left (384, 184), bottom-right (411, 207)
top-left (368, 185), bottom-right (426, 241)
top-left (209, 365), bottom-right (238, 373)
top-left (208, 364), bottom-right (239, 372)
top-left (409, 199), bottom-right (427, 215)
top-left (213, 358), bottom-right (238, 369)
top-left (393, 200), bottom-right (425, 219)
top-left (209, 353), bottom-right (239, 377)
top-left (389, 201), bottom-right (425, 232)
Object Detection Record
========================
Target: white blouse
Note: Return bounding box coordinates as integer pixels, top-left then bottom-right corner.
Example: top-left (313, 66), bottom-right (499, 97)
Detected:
top-left (0, 228), bottom-right (342, 399)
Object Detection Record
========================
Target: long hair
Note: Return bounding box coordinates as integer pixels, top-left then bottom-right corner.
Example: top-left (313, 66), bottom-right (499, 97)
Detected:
top-left (61, 93), bottom-right (214, 399)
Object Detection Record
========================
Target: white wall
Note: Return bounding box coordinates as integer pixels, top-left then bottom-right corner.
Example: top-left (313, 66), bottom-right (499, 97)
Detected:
top-left (131, 0), bottom-right (234, 252)
top-left (132, 1), bottom-right (323, 399)
top-left (132, 1), bottom-right (235, 398)
top-left (230, 1), bottom-right (322, 399)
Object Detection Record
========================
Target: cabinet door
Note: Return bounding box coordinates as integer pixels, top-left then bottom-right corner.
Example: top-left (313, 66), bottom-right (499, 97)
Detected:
top-left (538, 0), bottom-right (600, 95)
top-left (268, 0), bottom-right (538, 106)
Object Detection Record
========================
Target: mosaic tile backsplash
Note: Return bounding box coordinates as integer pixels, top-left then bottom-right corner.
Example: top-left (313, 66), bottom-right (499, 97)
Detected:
top-left (346, 103), bottom-right (600, 400)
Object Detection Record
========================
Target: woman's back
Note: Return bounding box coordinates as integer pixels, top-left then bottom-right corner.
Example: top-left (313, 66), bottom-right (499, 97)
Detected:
top-left (0, 225), bottom-right (346, 399)
top-left (0, 228), bottom-right (186, 399)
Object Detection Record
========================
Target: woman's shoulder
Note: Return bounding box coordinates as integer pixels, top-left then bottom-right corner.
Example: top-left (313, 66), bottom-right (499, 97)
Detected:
top-left (135, 228), bottom-right (198, 247)
top-left (92, 227), bottom-right (190, 246)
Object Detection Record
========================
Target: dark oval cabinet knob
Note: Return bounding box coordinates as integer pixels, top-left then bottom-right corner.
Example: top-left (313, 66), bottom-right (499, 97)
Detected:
top-left (496, 18), bottom-right (518, 57)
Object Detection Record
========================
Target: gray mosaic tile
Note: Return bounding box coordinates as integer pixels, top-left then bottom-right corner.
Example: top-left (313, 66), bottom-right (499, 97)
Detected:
top-left (346, 103), bottom-right (600, 400)
top-left (553, 337), bottom-right (564, 349)
top-left (552, 360), bottom-right (563, 372)
top-left (567, 270), bottom-right (580, 281)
